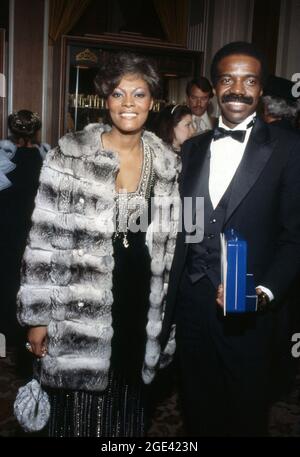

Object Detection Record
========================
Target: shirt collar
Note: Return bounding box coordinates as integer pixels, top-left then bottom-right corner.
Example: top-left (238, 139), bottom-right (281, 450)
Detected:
top-left (193, 111), bottom-right (210, 122)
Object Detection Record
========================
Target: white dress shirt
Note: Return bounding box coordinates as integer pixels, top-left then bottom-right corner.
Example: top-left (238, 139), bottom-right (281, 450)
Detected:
top-left (192, 111), bottom-right (213, 134)
top-left (208, 112), bottom-right (274, 301)
top-left (209, 113), bottom-right (255, 209)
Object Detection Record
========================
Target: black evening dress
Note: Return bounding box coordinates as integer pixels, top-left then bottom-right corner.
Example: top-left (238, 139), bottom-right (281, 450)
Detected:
top-left (47, 142), bottom-right (155, 437)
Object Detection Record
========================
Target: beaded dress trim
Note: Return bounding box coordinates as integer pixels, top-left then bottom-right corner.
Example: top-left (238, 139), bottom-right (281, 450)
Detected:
top-left (47, 370), bottom-right (145, 437)
top-left (114, 139), bottom-right (154, 247)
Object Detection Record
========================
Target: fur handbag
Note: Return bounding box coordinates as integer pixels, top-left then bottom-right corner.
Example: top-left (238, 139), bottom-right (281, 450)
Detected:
top-left (14, 361), bottom-right (50, 432)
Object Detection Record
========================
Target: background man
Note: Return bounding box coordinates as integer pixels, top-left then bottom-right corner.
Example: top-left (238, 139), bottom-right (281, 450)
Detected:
top-left (186, 77), bottom-right (216, 133)
top-left (162, 42), bottom-right (300, 436)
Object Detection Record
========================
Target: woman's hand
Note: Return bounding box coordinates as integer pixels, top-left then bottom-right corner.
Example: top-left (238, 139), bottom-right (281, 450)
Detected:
top-left (27, 326), bottom-right (48, 357)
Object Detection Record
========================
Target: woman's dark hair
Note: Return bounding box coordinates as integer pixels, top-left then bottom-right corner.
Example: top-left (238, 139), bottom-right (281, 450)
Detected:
top-left (8, 110), bottom-right (42, 145)
top-left (210, 41), bottom-right (269, 87)
top-left (155, 104), bottom-right (192, 146)
top-left (94, 52), bottom-right (161, 99)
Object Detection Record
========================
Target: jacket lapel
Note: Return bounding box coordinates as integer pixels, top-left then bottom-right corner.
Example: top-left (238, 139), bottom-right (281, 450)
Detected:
top-left (177, 132), bottom-right (213, 260)
top-left (181, 132), bottom-right (213, 200)
top-left (225, 119), bottom-right (276, 223)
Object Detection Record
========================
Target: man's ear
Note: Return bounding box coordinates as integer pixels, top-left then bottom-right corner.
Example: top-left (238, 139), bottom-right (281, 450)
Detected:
top-left (150, 99), bottom-right (154, 110)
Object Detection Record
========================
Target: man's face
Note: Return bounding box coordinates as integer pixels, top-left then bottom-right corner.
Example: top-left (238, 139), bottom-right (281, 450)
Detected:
top-left (213, 54), bottom-right (263, 128)
top-left (187, 85), bottom-right (210, 117)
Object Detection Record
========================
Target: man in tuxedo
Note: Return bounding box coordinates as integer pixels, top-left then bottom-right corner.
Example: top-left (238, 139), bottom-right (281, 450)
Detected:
top-left (186, 78), bottom-right (217, 133)
top-left (161, 42), bottom-right (300, 436)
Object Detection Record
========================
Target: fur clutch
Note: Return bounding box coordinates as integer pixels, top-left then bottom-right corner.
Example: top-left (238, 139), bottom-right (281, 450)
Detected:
top-left (14, 378), bottom-right (50, 432)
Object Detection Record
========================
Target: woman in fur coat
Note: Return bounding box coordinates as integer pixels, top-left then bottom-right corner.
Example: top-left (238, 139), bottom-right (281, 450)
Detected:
top-left (17, 53), bottom-right (180, 437)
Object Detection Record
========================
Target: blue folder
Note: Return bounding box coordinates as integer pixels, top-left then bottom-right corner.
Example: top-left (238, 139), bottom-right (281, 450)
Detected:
top-left (221, 230), bottom-right (257, 314)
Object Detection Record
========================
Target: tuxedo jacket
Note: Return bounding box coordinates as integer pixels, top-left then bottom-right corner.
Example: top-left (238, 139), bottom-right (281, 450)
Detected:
top-left (161, 118), bottom-right (300, 348)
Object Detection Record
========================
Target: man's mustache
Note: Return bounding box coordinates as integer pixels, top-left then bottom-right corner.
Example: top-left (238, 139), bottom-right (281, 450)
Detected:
top-left (221, 94), bottom-right (253, 105)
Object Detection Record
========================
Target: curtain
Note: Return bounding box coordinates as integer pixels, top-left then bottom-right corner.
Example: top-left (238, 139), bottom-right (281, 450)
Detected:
top-left (49, 0), bottom-right (92, 43)
top-left (153, 0), bottom-right (189, 46)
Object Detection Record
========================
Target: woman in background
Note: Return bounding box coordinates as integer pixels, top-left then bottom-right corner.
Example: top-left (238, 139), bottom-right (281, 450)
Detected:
top-left (0, 110), bottom-right (48, 346)
top-left (17, 53), bottom-right (180, 437)
top-left (155, 104), bottom-right (195, 154)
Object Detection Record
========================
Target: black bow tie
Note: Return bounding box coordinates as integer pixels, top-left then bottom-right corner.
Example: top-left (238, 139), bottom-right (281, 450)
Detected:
top-left (213, 118), bottom-right (256, 143)
top-left (213, 127), bottom-right (246, 143)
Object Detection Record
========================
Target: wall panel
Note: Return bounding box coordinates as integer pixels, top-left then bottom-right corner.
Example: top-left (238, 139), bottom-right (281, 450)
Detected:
top-left (13, 0), bottom-right (44, 115)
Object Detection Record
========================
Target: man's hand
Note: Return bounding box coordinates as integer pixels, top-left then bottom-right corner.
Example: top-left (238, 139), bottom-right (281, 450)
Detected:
top-left (27, 326), bottom-right (48, 358)
top-left (216, 285), bottom-right (271, 311)
top-left (256, 287), bottom-right (270, 311)
top-left (216, 284), bottom-right (224, 308)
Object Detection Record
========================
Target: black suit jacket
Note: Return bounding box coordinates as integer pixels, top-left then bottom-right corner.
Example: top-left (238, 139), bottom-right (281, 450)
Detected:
top-left (161, 118), bottom-right (300, 348)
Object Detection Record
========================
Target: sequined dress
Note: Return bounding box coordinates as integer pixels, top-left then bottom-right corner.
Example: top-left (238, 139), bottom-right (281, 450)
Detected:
top-left (47, 141), bottom-right (155, 437)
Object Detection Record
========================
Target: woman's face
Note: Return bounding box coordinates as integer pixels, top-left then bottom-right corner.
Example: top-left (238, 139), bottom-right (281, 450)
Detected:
top-left (173, 114), bottom-right (195, 149)
top-left (106, 74), bottom-right (154, 134)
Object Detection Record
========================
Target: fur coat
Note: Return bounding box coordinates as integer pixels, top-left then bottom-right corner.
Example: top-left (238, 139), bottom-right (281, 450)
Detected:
top-left (17, 124), bottom-right (180, 391)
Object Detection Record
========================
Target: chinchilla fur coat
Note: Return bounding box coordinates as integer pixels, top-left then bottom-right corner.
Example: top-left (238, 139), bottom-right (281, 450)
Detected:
top-left (17, 123), bottom-right (180, 392)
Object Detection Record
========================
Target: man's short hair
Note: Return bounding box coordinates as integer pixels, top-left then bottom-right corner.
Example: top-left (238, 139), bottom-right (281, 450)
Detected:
top-left (186, 77), bottom-right (213, 98)
top-left (210, 41), bottom-right (269, 87)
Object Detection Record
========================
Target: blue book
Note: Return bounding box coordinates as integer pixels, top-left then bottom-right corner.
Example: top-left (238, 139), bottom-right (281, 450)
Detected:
top-left (220, 230), bottom-right (257, 315)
